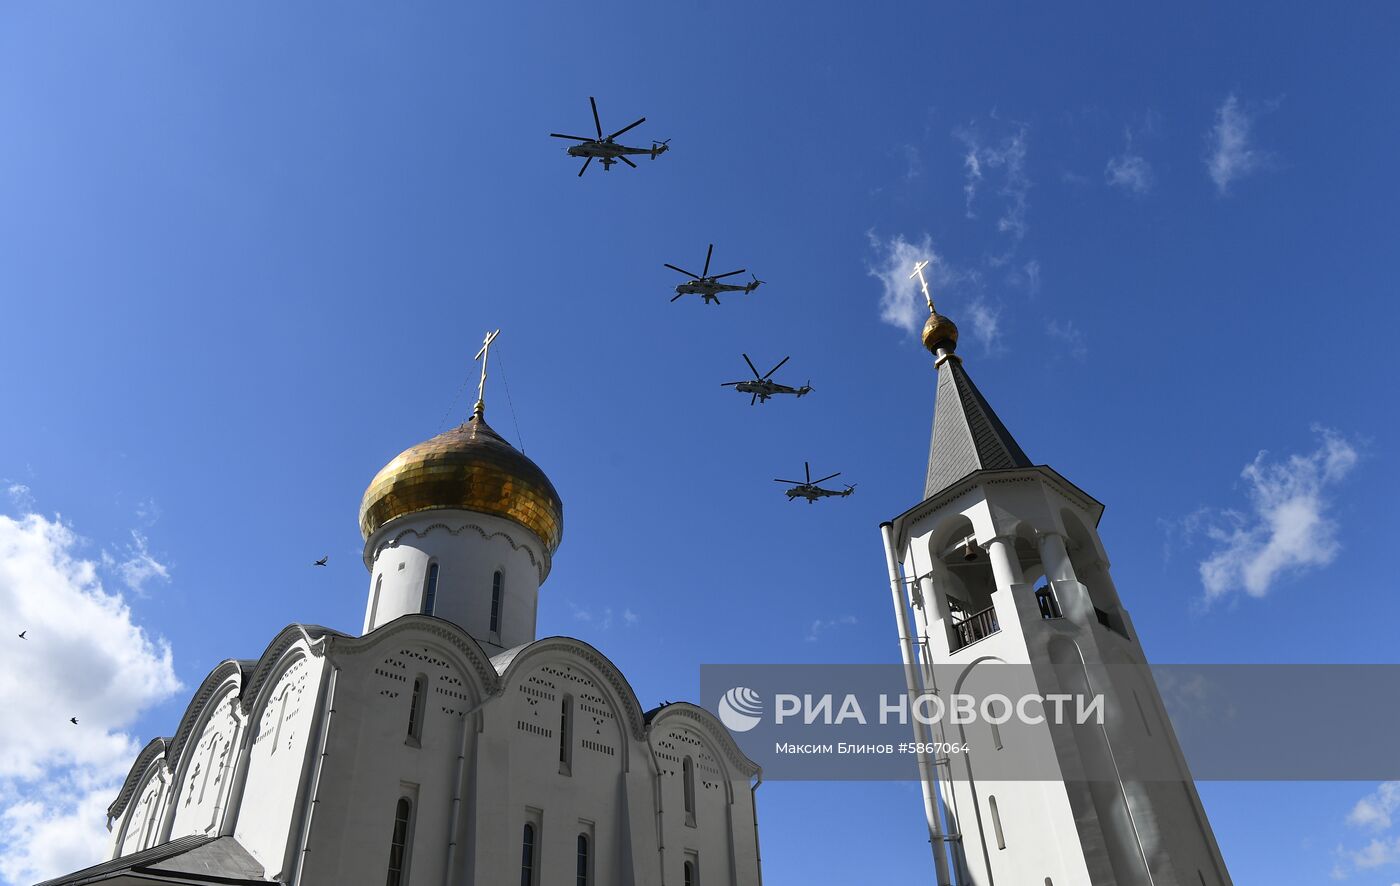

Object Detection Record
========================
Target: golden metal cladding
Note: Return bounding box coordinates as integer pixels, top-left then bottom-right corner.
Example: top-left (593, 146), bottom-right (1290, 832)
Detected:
top-left (359, 415), bottom-right (563, 552)
top-left (922, 311), bottom-right (960, 353)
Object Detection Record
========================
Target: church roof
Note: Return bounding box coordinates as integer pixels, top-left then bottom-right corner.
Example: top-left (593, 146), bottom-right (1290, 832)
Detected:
top-left (924, 356), bottom-right (1032, 498)
top-left (35, 835), bottom-right (268, 886)
top-left (359, 414), bottom-right (564, 568)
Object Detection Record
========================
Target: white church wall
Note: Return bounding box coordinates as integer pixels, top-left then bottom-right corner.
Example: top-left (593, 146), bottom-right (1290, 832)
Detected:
top-left (300, 629), bottom-right (491, 886)
top-left (495, 651), bottom-right (632, 886)
top-left (233, 650), bottom-right (325, 878)
top-left (648, 708), bottom-right (762, 886)
top-left (168, 687), bottom-right (242, 840)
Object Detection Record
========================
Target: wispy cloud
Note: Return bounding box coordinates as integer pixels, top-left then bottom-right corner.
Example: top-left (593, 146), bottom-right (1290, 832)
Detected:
top-left (1046, 319), bottom-right (1087, 360)
top-left (567, 601), bottom-right (638, 632)
top-left (1106, 128), bottom-right (1153, 194)
top-left (0, 509), bottom-right (181, 883)
top-left (101, 531), bottom-right (171, 596)
top-left (1206, 93), bottom-right (1277, 195)
top-left (955, 121), bottom-right (1031, 241)
top-left (4, 483), bottom-right (34, 513)
top-left (805, 615), bottom-right (857, 643)
top-left (1187, 427), bottom-right (1358, 603)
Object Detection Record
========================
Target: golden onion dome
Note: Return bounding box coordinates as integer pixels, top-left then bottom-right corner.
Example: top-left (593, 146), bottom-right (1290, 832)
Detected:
top-left (359, 414), bottom-right (563, 554)
top-left (922, 311), bottom-right (959, 354)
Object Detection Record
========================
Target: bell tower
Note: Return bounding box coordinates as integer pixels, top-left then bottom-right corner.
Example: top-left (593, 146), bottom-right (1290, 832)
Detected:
top-left (879, 267), bottom-right (1232, 886)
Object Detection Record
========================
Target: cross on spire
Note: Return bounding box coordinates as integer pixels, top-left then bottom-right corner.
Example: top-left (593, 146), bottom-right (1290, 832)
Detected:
top-left (472, 329), bottom-right (500, 420)
top-left (910, 260), bottom-right (935, 313)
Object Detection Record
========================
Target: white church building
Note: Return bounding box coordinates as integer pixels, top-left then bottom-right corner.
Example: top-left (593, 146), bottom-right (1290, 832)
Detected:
top-left (41, 390), bottom-right (762, 886)
top-left (878, 287), bottom-right (1233, 885)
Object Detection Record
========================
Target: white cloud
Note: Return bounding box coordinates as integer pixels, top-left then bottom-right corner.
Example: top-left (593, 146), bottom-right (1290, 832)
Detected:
top-left (1350, 783), bottom-right (1400, 832)
top-left (1046, 319), bottom-right (1087, 360)
top-left (955, 122), bottom-right (1030, 241)
top-left (1193, 428), bottom-right (1358, 602)
top-left (865, 232), bottom-right (993, 348)
top-left (1105, 128), bottom-right (1154, 194)
top-left (0, 511), bottom-right (181, 884)
top-left (1206, 93), bottom-right (1276, 195)
top-left (622, 608), bottom-right (639, 626)
top-left (805, 615), bottom-right (857, 643)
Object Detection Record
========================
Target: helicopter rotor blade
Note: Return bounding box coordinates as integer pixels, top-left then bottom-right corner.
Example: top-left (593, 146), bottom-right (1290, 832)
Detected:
top-left (742, 353), bottom-right (761, 378)
top-left (618, 154), bottom-right (638, 168)
top-left (804, 462), bottom-right (811, 483)
top-left (711, 269), bottom-right (746, 280)
top-left (590, 96), bottom-right (603, 139)
top-left (607, 117), bottom-right (646, 140)
top-left (751, 393), bottom-right (757, 406)
top-left (664, 263), bottom-right (700, 279)
top-left (550, 133), bottom-right (594, 141)
top-left (702, 244), bottom-right (713, 278)
top-left (763, 356), bottom-right (790, 379)
top-left (813, 471), bottom-right (841, 485)
top-left (670, 292), bottom-right (686, 302)
top-left (773, 478), bottom-right (804, 484)
top-left (720, 381), bottom-right (742, 387)
top-left (577, 157), bottom-right (592, 177)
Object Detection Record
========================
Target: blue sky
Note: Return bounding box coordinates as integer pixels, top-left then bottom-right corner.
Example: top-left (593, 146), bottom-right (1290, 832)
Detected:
top-left (1, 1), bottom-right (1398, 883)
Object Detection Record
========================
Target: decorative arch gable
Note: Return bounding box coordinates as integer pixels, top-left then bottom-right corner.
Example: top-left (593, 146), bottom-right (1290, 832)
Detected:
top-left (166, 660), bottom-right (246, 769)
top-left (646, 703), bottom-right (761, 783)
top-left (499, 637), bottom-right (648, 744)
top-left (336, 614), bottom-right (500, 701)
top-left (107, 737), bottom-right (171, 822)
top-left (241, 624), bottom-right (343, 716)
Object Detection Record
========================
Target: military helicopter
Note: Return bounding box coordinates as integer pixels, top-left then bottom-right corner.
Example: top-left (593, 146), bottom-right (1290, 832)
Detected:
top-left (774, 462), bottom-right (855, 503)
top-left (550, 97), bottom-right (670, 176)
top-left (721, 354), bottom-right (812, 405)
top-left (666, 244), bottom-right (763, 304)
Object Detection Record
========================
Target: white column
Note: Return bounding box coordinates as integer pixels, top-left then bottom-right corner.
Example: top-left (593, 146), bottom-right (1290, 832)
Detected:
top-left (1038, 532), bottom-right (1077, 583)
top-left (984, 535), bottom-right (1024, 590)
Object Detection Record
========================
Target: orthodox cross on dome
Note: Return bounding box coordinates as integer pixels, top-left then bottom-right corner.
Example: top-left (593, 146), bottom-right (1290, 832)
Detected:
top-left (472, 328), bottom-right (500, 420)
top-left (910, 259), bottom-right (936, 313)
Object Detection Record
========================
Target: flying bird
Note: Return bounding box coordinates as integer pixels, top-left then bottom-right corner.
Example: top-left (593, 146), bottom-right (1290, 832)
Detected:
top-left (17, 630), bottom-right (25, 639)
top-left (70, 717), bottom-right (78, 725)
top-left (313, 556), bottom-right (328, 567)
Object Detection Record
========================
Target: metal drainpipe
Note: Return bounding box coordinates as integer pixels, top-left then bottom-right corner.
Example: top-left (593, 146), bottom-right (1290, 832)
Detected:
top-left (648, 744), bottom-right (666, 886)
top-left (882, 522), bottom-right (954, 886)
top-left (750, 773), bottom-right (763, 886)
top-left (443, 696), bottom-right (492, 886)
top-left (290, 657), bottom-right (339, 885)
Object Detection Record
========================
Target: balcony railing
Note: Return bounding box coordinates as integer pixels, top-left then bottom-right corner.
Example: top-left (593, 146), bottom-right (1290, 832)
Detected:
top-left (950, 604), bottom-right (1000, 651)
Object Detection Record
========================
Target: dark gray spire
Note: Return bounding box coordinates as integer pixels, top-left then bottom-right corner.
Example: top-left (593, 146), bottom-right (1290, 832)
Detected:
top-left (924, 356), bottom-right (1031, 497)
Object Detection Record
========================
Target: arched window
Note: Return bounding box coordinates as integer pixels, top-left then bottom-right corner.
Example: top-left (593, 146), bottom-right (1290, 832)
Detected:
top-left (422, 562), bottom-right (439, 615)
top-left (684, 860), bottom-right (697, 886)
top-left (683, 756), bottom-right (697, 825)
top-left (407, 676), bottom-right (426, 743)
top-left (989, 794), bottom-right (1006, 850)
top-left (489, 570), bottom-right (504, 634)
top-left (369, 574), bottom-right (383, 627)
top-left (520, 823), bottom-right (536, 886)
top-left (576, 833), bottom-right (590, 886)
top-left (559, 694), bottom-right (573, 774)
top-left (386, 797), bottom-right (412, 886)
